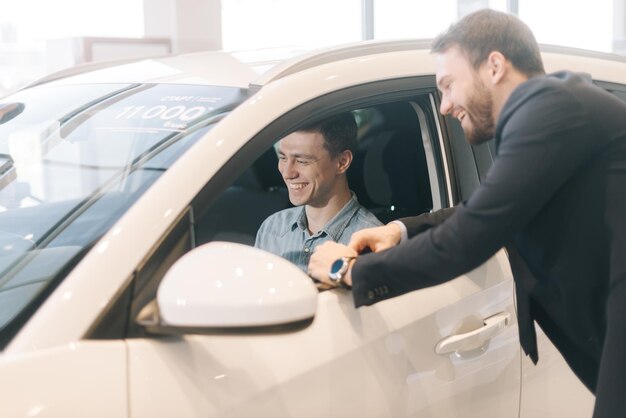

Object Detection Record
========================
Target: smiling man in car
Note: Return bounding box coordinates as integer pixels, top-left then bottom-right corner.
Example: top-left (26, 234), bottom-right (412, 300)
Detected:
top-left (308, 9), bottom-right (626, 418)
top-left (255, 113), bottom-right (381, 272)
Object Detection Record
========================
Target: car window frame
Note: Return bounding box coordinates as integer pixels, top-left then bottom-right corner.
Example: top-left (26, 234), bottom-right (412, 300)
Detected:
top-left (86, 76), bottom-right (458, 340)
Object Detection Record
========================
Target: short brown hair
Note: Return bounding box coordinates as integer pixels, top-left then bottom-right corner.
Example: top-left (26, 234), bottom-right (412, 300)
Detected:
top-left (300, 112), bottom-right (357, 158)
top-left (431, 9), bottom-right (545, 77)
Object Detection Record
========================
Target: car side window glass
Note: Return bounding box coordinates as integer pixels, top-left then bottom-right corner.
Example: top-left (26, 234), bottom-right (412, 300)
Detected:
top-left (195, 101), bottom-right (439, 249)
top-left (442, 116), bottom-right (498, 200)
top-left (348, 102), bottom-right (435, 222)
top-left (472, 139), bottom-right (496, 181)
top-left (194, 145), bottom-right (290, 247)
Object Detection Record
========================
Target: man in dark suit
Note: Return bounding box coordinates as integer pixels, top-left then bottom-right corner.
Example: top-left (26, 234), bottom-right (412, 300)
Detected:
top-left (308, 9), bottom-right (626, 418)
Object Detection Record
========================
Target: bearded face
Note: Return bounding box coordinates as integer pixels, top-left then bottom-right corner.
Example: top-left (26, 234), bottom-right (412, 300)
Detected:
top-left (463, 76), bottom-right (495, 145)
top-left (436, 47), bottom-right (497, 145)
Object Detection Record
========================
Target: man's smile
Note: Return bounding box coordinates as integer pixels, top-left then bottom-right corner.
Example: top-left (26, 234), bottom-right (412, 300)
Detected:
top-left (288, 183), bottom-right (308, 190)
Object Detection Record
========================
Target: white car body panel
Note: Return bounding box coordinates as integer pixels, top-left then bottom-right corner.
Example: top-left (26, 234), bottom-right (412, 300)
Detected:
top-left (1, 40), bottom-right (621, 417)
top-left (128, 251), bottom-right (518, 418)
top-left (0, 341), bottom-right (127, 418)
top-left (542, 50), bottom-right (626, 84)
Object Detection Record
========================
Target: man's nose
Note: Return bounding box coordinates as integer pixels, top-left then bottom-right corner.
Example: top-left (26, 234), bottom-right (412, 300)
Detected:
top-left (439, 94), bottom-right (452, 115)
top-left (280, 160), bottom-right (298, 179)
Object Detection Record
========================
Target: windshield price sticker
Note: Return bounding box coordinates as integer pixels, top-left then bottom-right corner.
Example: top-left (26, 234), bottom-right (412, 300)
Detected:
top-left (160, 95), bottom-right (223, 104)
top-left (116, 105), bottom-right (209, 121)
top-left (113, 96), bottom-right (223, 131)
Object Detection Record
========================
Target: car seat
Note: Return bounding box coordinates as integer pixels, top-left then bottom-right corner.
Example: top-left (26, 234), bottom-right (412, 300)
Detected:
top-left (348, 102), bottom-right (433, 224)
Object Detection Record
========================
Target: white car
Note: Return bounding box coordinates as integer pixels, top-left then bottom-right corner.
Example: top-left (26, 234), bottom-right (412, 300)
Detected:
top-left (0, 40), bottom-right (620, 418)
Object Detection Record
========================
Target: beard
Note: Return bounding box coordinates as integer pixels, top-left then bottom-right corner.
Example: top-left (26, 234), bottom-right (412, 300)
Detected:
top-left (464, 79), bottom-right (495, 145)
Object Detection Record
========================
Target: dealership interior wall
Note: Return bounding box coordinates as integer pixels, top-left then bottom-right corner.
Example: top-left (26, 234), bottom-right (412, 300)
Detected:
top-left (2, 0), bottom-right (626, 97)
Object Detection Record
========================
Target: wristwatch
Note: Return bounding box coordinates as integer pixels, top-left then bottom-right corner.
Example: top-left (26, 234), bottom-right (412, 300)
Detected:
top-left (328, 256), bottom-right (355, 287)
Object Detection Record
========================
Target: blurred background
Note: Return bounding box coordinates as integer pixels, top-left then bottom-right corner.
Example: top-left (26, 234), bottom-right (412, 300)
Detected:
top-left (1, 0), bottom-right (624, 97)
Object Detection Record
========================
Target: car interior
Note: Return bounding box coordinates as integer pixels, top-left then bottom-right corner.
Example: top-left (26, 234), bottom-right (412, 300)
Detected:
top-left (194, 100), bottom-right (435, 247)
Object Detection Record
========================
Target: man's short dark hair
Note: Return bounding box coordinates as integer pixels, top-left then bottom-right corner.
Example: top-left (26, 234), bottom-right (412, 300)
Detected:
top-left (300, 112), bottom-right (357, 158)
top-left (431, 9), bottom-right (545, 77)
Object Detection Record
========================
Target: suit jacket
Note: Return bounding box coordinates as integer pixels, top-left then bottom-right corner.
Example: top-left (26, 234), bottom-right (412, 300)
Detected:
top-left (350, 72), bottom-right (626, 400)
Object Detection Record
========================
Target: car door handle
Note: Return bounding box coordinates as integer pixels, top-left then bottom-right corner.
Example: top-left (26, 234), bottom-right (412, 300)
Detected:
top-left (435, 312), bottom-right (510, 356)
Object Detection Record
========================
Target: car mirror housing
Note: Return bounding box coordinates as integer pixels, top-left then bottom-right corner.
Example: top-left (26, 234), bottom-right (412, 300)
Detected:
top-left (137, 241), bottom-right (318, 335)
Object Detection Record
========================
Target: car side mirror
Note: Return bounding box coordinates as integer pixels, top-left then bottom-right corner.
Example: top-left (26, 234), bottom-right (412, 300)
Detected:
top-left (136, 242), bottom-right (318, 334)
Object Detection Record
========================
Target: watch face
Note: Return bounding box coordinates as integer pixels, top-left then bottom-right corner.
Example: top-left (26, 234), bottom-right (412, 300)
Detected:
top-left (330, 258), bottom-right (345, 275)
top-left (329, 257), bottom-right (348, 282)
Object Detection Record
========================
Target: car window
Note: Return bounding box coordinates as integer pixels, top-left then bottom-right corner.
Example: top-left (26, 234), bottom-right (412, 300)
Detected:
top-left (196, 101), bottom-right (437, 246)
top-left (107, 95), bottom-right (446, 340)
top-left (0, 83), bottom-right (247, 347)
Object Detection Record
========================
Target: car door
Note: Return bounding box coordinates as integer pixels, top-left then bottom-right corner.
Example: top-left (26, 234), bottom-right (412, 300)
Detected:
top-left (445, 97), bottom-right (595, 418)
top-left (116, 78), bottom-right (521, 418)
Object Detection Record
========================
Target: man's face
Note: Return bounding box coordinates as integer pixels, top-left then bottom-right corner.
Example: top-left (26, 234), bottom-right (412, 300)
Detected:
top-left (436, 47), bottom-right (495, 145)
top-left (276, 131), bottom-right (344, 208)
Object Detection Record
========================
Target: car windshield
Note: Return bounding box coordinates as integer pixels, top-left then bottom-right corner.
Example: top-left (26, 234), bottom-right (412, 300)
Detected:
top-left (0, 83), bottom-right (247, 342)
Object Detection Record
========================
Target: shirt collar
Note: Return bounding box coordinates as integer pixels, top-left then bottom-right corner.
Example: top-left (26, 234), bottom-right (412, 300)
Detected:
top-left (294, 207), bottom-right (308, 232)
top-left (289, 192), bottom-right (360, 240)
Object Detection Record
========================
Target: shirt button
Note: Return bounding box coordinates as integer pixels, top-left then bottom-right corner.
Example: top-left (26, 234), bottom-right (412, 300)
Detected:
top-left (304, 247), bottom-right (310, 253)
top-left (368, 291), bottom-right (375, 300)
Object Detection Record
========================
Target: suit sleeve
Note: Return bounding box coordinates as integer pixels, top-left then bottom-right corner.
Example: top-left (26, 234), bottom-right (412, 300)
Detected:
top-left (399, 207), bottom-right (457, 238)
top-left (351, 80), bottom-right (605, 307)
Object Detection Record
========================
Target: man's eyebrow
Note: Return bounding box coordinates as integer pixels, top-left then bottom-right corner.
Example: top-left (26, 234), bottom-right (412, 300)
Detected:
top-left (291, 153), bottom-right (317, 160)
top-left (276, 150), bottom-right (317, 160)
top-left (436, 75), bottom-right (450, 89)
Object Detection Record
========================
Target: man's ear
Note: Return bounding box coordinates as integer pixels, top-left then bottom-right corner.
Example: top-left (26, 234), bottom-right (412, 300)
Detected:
top-left (485, 51), bottom-right (507, 84)
top-left (336, 150), bottom-right (353, 174)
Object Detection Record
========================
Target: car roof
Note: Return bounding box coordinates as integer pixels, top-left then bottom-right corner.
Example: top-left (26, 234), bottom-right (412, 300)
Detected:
top-left (29, 39), bottom-right (626, 91)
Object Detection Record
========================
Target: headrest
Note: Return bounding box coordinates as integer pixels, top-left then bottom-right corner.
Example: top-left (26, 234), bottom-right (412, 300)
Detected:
top-left (363, 129), bottom-right (427, 208)
top-left (358, 127), bottom-right (432, 222)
